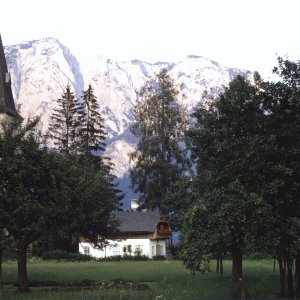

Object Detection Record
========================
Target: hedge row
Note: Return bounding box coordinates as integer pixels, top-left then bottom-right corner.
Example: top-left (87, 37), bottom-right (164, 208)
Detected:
top-left (39, 250), bottom-right (166, 262)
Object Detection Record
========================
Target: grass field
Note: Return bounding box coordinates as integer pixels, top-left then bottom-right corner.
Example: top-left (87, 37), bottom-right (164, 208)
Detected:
top-left (0, 259), bottom-right (280, 299)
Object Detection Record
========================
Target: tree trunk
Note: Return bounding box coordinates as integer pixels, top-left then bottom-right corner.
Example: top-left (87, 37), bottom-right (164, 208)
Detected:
top-left (231, 246), bottom-right (243, 281)
top-left (216, 254), bottom-right (223, 275)
top-left (220, 255), bottom-right (223, 275)
top-left (295, 253), bottom-right (300, 298)
top-left (0, 247), bottom-right (2, 289)
top-left (17, 243), bottom-right (29, 292)
top-left (287, 260), bottom-right (294, 298)
top-left (278, 256), bottom-right (285, 298)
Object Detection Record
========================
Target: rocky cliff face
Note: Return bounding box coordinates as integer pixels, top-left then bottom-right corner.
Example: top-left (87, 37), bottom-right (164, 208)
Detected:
top-left (4, 37), bottom-right (250, 204)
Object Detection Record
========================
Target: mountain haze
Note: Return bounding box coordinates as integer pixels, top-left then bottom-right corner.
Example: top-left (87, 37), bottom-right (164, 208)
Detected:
top-left (4, 37), bottom-right (250, 205)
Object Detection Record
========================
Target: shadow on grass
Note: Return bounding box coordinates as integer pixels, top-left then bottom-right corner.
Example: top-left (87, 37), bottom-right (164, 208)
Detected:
top-left (10, 279), bottom-right (151, 292)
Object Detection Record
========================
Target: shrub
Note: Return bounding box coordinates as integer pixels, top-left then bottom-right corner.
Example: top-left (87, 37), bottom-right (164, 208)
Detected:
top-left (102, 255), bottom-right (122, 261)
top-left (41, 249), bottom-right (95, 261)
top-left (122, 254), bottom-right (148, 261)
top-left (152, 255), bottom-right (165, 260)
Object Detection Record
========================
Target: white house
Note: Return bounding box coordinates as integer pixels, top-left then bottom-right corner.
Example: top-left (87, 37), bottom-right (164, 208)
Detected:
top-left (79, 205), bottom-right (172, 259)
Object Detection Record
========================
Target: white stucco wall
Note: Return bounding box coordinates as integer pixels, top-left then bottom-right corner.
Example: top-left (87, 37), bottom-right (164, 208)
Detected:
top-left (79, 238), bottom-right (167, 259)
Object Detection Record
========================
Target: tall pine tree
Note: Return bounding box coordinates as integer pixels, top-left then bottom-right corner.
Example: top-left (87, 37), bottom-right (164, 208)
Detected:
top-left (76, 84), bottom-right (122, 214)
top-left (130, 68), bottom-right (191, 211)
top-left (49, 84), bottom-right (78, 154)
top-left (77, 84), bottom-right (106, 156)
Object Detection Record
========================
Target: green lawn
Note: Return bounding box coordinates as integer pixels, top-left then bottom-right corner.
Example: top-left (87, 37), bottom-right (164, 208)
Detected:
top-left (0, 259), bottom-right (280, 299)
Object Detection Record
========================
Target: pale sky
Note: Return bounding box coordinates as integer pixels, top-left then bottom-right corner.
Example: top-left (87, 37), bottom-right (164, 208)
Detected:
top-left (1, 0), bottom-right (299, 79)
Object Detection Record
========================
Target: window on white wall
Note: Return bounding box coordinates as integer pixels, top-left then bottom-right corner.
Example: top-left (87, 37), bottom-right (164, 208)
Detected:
top-left (156, 244), bottom-right (163, 256)
top-left (113, 245), bottom-right (121, 256)
top-left (83, 246), bottom-right (90, 255)
top-left (134, 245), bottom-right (143, 255)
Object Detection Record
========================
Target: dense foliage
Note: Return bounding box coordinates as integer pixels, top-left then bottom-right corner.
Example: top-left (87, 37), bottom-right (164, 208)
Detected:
top-left (181, 75), bottom-right (269, 279)
top-left (0, 114), bottom-right (120, 292)
top-left (2, 56), bottom-right (300, 298)
top-left (130, 68), bottom-right (191, 211)
top-left (180, 58), bottom-right (300, 298)
top-left (49, 84), bottom-right (78, 154)
top-left (47, 83), bottom-right (121, 249)
top-left (77, 84), bottom-right (106, 156)
top-left (49, 84), bottom-right (107, 157)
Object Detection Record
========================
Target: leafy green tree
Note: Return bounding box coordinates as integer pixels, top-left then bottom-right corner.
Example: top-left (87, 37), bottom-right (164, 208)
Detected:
top-left (162, 176), bottom-right (193, 231)
top-left (0, 115), bottom-right (64, 291)
top-left (180, 190), bottom-right (230, 275)
top-left (77, 84), bottom-right (106, 156)
top-left (130, 68), bottom-right (191, 211)
top-left (254, 58), bottom-right (300, 298)
top-left (71, 155), bottom-right (121, 240)
top-left (182, 75), bottom-right (270, 281)
top-left (182, 63), bottom-right (300, 296)
top-left (0, 115), bottom-right (120, 292)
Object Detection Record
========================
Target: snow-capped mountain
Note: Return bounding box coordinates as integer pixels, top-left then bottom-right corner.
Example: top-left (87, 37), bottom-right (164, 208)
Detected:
top-left (4, 37), bottom-right (250, 205)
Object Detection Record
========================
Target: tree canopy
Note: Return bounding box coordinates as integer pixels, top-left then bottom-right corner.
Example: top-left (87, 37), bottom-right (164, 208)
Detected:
top-left (130, 68), bottom-right (191, 211)
top-left (0, 114), bottom-right (120, 292)
top-left (49, 84), bottom-right (78, 154)
top-left (181, 58), bottom-right (300, 297)
top-left (77, 84), bottom-right (106, 156)
top-left (181, 74), bottom-right (270, 280)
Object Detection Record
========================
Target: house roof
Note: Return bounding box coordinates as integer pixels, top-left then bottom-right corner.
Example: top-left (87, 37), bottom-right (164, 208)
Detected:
top-left (113, 211), bottom-right (162, 233)
top-left (0, 34), bottom-right (17, 116)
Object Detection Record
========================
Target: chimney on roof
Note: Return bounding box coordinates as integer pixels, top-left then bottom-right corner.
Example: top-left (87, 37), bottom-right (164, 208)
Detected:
top-left (131, 199), bottom-right (139, 211)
